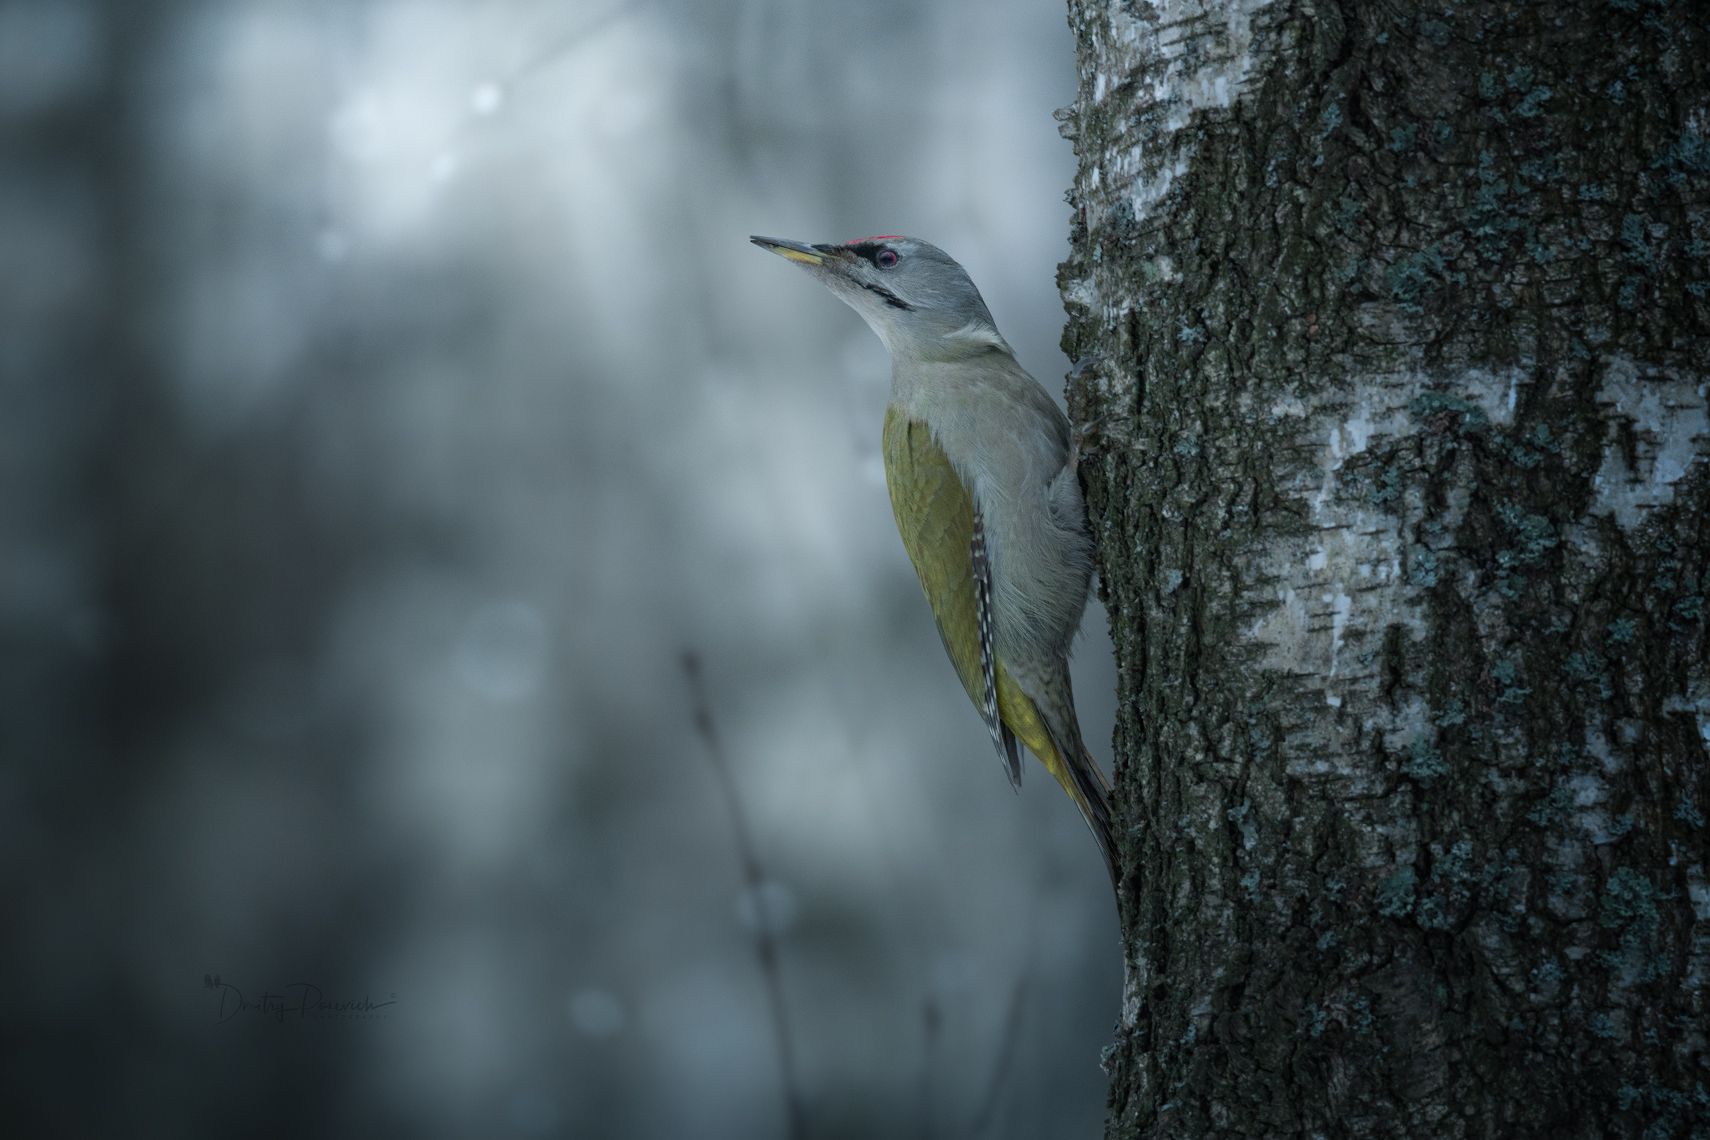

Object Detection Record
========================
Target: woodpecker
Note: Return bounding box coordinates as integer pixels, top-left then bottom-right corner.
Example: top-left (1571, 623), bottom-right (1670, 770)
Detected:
top-left (751, 234), bottom-right (1116, 886)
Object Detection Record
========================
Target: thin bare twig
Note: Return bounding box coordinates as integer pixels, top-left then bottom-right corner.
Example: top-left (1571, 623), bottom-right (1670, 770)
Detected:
top-left (682, 652), bottom-right (808, 1140)
top-left (918, 995), bottom-right (942, 1140)
top-left (510, 0), bottom-right (654, 86)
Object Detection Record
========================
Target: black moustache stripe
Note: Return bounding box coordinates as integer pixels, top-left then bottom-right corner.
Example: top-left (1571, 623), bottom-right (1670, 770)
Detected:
top-left (861, 282), bottom-right (913, 311)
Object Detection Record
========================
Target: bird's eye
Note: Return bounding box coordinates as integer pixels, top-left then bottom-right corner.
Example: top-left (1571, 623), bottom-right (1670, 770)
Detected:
top-left (875, 248), bottom-right (899, 269)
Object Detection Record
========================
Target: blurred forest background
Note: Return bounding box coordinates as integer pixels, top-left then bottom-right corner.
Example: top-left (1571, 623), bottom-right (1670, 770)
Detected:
top-left (3, 0), bottom-right (1121, 1136)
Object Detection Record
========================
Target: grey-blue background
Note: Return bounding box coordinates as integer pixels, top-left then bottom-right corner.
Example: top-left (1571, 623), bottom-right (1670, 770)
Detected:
top-left (3, 1), bottom-right (1120, 1135)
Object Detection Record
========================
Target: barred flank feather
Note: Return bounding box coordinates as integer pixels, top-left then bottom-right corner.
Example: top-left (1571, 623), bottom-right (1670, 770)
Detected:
top-left (972, 507), bottom-right (1022, 788)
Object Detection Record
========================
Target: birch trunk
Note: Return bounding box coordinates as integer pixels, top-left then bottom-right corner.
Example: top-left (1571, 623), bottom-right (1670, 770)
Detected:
top-left (1059, 1), bottom-right (1710, 1135)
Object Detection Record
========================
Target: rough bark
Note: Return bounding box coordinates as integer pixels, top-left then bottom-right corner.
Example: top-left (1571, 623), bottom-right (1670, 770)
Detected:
top-left (1059, 1), bottom-right (1710, 1136)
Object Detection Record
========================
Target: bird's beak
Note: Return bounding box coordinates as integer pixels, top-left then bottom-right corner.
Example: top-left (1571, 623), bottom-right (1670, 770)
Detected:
top-left (750, 235), bottom-right (842, 267)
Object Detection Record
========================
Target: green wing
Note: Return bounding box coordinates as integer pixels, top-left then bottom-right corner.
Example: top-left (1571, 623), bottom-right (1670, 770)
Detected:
top-left (880, 409), bottom-right (1113, 880)
top-left (881, 407), bottom-right (1021, 786)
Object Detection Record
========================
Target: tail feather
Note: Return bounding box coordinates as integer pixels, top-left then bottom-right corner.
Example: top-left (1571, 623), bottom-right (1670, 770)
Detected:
top-left (1066, 739), bottom-right (1117, 890)
top-left (1027, 666), bottom-right (1119, 892)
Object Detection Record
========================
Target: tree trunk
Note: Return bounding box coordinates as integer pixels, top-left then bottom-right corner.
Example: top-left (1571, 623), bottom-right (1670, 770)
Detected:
top-left (1059, 1), bottom-right (1710, 1135)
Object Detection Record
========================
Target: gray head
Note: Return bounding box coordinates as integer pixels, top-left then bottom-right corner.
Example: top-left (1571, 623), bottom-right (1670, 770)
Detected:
top-left (751, 234), bottom-right (1010, 359)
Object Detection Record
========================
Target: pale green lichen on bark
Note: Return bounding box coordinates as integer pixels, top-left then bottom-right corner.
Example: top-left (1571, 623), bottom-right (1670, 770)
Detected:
top-left (1062, 0), bottom-right (1710, 1136)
